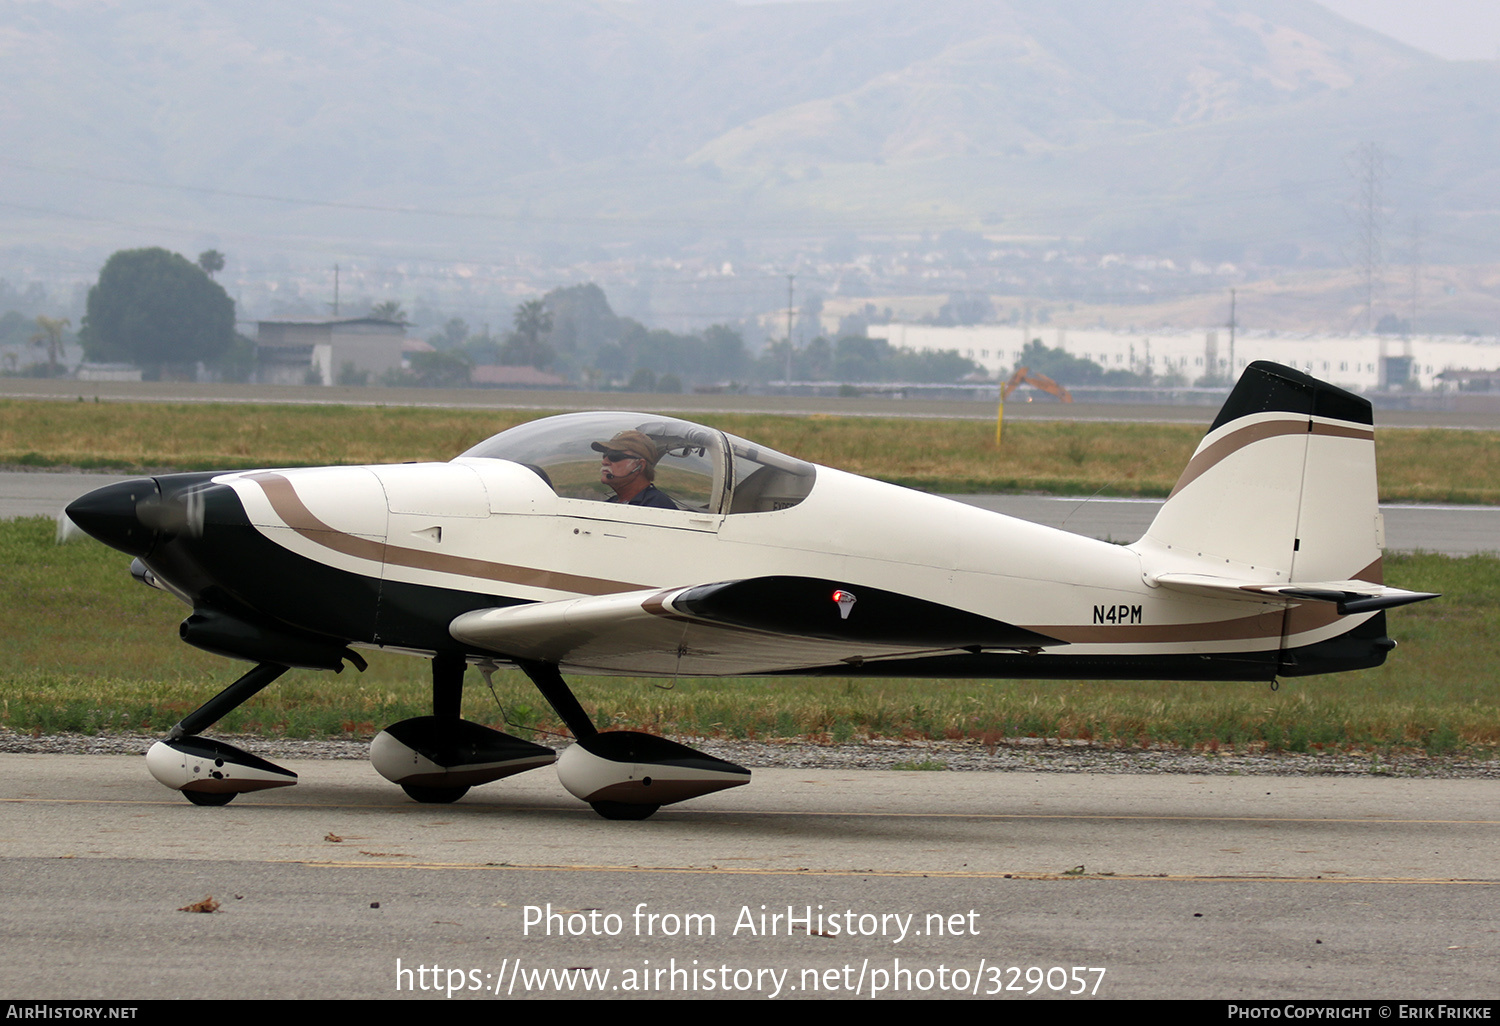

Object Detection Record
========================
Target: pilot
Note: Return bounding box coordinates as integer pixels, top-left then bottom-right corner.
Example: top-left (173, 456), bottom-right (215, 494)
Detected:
top-left (592, 430), bottom-right (677, 508)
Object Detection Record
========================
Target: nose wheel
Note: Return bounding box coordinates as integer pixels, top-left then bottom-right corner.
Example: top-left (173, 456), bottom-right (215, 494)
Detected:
top-left (147, 731), bottom-right (299, 804)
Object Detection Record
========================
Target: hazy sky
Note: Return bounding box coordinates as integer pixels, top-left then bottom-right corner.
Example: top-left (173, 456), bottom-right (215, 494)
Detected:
top-left (1314, 0), bottom-right (1500, 60)
top-left (740, 1), bottom-right (1500, 62)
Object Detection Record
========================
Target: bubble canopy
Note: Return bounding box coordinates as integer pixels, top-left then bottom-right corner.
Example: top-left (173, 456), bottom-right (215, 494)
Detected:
top-left (457, 412), bottom-right (816, 514)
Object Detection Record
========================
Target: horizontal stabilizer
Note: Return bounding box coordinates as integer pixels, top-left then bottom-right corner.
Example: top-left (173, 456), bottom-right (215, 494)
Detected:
top-left (1152, 573), bottom-right (1439, 615)
top-left (1269, 584), bottom-right (1440, 615)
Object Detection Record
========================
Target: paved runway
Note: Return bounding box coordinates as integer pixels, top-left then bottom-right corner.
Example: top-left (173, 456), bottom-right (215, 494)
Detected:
top-left (10, 472), bottom-right (1497, 555)
top-left (4, 376), bottom-right (1499, 428)
top-left (1, 755), bottom-right (1496, 999)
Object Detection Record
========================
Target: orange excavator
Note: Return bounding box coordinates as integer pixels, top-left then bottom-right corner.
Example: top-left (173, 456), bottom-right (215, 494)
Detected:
top-left (1000, 366), bottom-right (1073, 402)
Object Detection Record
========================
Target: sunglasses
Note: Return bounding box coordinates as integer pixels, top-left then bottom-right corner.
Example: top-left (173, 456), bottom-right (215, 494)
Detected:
top-left (602, 450), bottom-right (639, 463)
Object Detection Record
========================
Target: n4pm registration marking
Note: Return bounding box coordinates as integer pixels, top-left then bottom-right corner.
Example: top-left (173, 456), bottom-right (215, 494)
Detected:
top-left (1093, 604), bottom-right (1143, 625)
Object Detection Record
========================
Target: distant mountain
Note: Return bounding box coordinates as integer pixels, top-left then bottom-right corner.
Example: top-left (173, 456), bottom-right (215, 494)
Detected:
top-left (2, 0), bottom-right (1496, 265)
top-left (691, 0), bottom-right (1427, 164)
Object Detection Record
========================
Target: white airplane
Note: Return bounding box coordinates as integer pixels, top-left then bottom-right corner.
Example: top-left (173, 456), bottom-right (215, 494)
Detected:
top-left (66, 362), bottom-right (1435, 819)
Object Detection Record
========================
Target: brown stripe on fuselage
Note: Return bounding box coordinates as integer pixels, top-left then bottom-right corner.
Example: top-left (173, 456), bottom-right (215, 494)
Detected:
top-left (244, 472), bottom-right (646, 597)
top-left (1167, 417), bottom-right (1375, 500)
top-left (1031, 604), bottom-right (1342, 645)
top-left (1281, 598), bottom-right (1343, 638)
top-left (1031, 555), bottom-right (1384, 645)
top-left (1031, 609), bottom-right (1289, 645)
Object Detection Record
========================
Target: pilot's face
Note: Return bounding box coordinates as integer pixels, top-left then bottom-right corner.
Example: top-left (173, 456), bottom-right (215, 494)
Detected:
top-left (600, 451), bottom-right (641, 487)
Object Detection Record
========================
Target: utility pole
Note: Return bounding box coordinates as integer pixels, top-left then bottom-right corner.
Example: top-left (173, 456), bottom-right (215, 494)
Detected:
top-left (332, 264), bottom-right (340, 317)
top-left (784, 273), bottom-right (795, 383)
top-left (1227, 287), bottom-right (1236, 382)
top-left (1407, 216), bottom-right (1423, 336)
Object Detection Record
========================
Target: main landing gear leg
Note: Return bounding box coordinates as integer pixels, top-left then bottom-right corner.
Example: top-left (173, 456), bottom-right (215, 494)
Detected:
top-left (370, 654), bottom-right (557, 802)
top-left (147, 662), bottom-right (299, 806)
top-left (397, 655), bottom-right (473, 804)
top-left (431, 652), bottom-right (464, 721)
top-left (515, 659), bottom-right (750, 821)
top-left (515, 659), bottom-right (597, 740)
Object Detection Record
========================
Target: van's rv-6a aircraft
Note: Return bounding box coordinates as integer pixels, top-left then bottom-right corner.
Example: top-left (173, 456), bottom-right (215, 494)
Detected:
top-left (66, 362), bottom-right (1436, 819)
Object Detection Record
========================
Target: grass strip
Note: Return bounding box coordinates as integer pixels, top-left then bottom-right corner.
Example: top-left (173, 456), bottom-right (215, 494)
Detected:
top-left (2, 517), bottom-right (1494, 757)
top-left (2, 399), bottom-right (1497, 503)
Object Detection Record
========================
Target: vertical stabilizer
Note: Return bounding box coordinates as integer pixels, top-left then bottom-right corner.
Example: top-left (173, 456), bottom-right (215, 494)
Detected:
top-left (1139, 362), bottom-right (1382, 586)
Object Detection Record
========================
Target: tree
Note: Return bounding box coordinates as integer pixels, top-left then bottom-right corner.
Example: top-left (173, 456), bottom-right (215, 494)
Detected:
top-left (754, 333), bottom-right (978, 384)
top-left (544, 283), bottom-right (619, 358)
top-left (461, 329), bottom-right (502, 366)
top-left (369, 301), bottom-right (409, 325)
top-left (217, 332), bottom-right (257, 383)
top-left (936, 292), bottom-right (994, 326)
top-left (79, 248), bottom-right (234, 377)
top-left (500, 299), bottom-right (554, 368)
top-left (197, 250), bottom-right (225, 279)
top-left (427, 317), bottom-right (470, 349)
top-left (29, 315), bottom-right (70, 377)
top-left (699, 324), bottom-right (748, 380)
top-left (407, 349), bottom-right (473, 388)
top-left (1012, 339), bottom-right (1144, 386)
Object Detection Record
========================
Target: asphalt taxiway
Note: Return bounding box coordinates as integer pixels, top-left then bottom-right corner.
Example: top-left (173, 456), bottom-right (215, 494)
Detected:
top-left (2, 754), bottom-right (1496, 999)
top-left (5, 376), bottom-right (1499, 428)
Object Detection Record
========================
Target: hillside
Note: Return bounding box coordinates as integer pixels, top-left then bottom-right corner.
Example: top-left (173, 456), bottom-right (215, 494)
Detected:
top-left (2, 0), bottom-right (1496, 269)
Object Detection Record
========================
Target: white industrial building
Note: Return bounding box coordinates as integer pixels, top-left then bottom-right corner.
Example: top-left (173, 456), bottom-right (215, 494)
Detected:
top-left (868, 324), bottom-right (1500, 392)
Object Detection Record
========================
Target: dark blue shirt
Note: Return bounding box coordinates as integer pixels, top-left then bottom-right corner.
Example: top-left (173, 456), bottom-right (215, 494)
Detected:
top-left (609, 486), bottom-right (681, 510)
top-left (614, 484), bottom-right (677, 509)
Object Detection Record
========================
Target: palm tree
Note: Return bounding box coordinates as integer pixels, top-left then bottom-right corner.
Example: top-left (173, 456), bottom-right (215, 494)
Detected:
top-left (500, 299), bottom-right (554, 367)
top-left (197, 250), bottom-right (225, 279)
top-left (29, 316), bottom-right (70, 377)
top-left (369, 301), bottom-right (409, 325)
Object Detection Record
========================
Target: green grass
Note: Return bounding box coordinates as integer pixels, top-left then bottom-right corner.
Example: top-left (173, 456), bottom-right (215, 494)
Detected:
top-left (1, 517), bottom-right (1494, 757)
top-left (3, 399), bottom-right (1497, 502)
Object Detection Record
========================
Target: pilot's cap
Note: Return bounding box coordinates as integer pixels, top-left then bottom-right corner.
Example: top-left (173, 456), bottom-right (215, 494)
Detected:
top-left (591, 430), bottom-right (659, 465)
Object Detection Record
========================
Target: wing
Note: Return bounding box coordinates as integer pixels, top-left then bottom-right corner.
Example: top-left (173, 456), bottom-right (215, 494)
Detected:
top-left (449, 575), bottom-right (1066, 676)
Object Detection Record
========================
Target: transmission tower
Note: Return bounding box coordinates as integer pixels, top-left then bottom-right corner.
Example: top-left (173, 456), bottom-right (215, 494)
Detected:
top-left (1347, 142), bottom-right (1387, 334)
top-left (784, 273), bottom-right (795, 382)
top-left (1407, 216), bottom-right (1423, 337)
